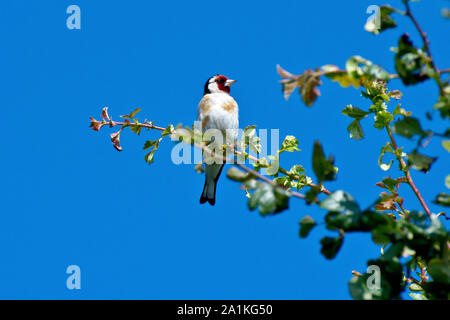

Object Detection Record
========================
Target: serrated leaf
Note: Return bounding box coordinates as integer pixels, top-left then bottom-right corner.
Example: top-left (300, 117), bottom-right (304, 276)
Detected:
top-left (279, 135), bottom-right (300, 153)
top-left (407, 150), bottom-right (437, 173)
top-left (393, 117), bottom-right (425, 139)
top-left (342, 105), bottom-right (370, 119)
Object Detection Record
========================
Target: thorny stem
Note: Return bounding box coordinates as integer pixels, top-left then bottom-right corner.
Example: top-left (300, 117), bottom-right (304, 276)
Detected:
top-left (112, 120), bottom-right (166, 132)
top-left (386, 125), bottom-right (432, 217)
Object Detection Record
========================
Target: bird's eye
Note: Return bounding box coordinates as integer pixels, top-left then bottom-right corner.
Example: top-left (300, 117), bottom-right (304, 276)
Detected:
top-left (216, 78), bottom-right (226, 84)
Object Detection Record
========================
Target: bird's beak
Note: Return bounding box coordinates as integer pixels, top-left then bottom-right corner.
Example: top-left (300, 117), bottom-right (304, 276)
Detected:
top-left (225, 79), bottom-right (236, 87)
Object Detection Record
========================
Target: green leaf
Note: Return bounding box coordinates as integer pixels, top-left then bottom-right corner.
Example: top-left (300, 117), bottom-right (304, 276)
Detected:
top-left (427, 259), bottom-right (450, 285)
top-left (299, 216), bottom-right (316, 238)
top-left (442, 140), bottom-right (450, 152)
top-left (248, 183), bottom-right (290, 215)
top-left (143, 140), bottom-right (159, 150)
top-left (434, 86), bottom-right (450, 119)
top-left (305, 189), bottom-right (319, 205)
top-left (279, 135), bottom-right (300, 153)
top-left (145, 149), bottom-right (157, 164)
top-left (312, 141), bottom-right (337, 182)
top-left (393, 104), bottom-right (411, 117)
top-left (161, 124), bottom-right (175, 137)
top-left (433, 193), bottom-right (450, 207)
top-left (409, 293), bottom-right (428, 300)
top-left (321, 190), bottom-right (360, 214)
top-left (376, 177), bottom-right (404, 193)
top-left (349, 259), bottom-right (403, 300)
top-left (130, 123), bottom-right (143, 135)
top-left (121, 107), bottom-right (141, 119)
top-left (408, 283), bottom-right (423, 292)
top-left (342, 105), bottom-right (369, 119)
top-left (265, 156), bottom-right (280, 176)
top-left (378, 142), bottom-right (394, 171)
top-left (407, 150), bottom-right (437, 173)
top-left (394, 34), bottom-right (428, 85)
top-left (349, 275), bottom-right (379, 300)
top-left (241, 125), bottom-right (261, 154)
top-left (320, 236), bottom-right (343, 259)
top-left (393, 117), bottom-right (425, 139)
top-left (364, 5), bottom-right (397, 35)
top-left (143, 139), bottom-right (161, 165)
top-left (346, 56), bottom-right (390, 82)
top-left (323, 70), bottom-right (362, 88)
top-left (374, 110), bottom-right (393, 129)
top-left (289, 164), bottom-right (305, 175)
top-left (226, 167), bottom-right (251, 182)
top-left (446, 175), bottom-right (450, 189)
top-left (347, 119), bottom-right (364, 140)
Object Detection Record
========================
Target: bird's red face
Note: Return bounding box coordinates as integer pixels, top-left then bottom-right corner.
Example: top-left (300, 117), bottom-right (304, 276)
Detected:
top-left (204, 75), bottom-right (237, 95)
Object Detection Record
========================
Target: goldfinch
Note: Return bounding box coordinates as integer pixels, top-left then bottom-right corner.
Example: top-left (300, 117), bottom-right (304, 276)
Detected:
top-left (198, 75), bottom-right (239, 205)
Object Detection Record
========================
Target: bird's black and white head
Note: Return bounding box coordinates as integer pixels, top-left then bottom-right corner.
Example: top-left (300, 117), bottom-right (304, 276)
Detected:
top-left (204, 75), bottom-right (236, 95)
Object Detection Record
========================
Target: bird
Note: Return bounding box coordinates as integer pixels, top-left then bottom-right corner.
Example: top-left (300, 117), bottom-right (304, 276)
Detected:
top-left (197, 74), bottom-right (239, 206)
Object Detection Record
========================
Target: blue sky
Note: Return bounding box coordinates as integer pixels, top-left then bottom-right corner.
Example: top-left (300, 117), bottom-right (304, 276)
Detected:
top-left (0, 0), bottom-right (448, 299)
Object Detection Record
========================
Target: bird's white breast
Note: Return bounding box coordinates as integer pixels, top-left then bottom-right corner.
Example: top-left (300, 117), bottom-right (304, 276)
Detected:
top-left (197, 92), bottom-right (239, 141)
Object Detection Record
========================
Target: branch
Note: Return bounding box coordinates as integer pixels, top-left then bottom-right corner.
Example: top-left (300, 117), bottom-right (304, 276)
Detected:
top-left (404, 0), bottom-right (443, 92)
top-left (314, 67), bottom-right (450, 80)
top-left (90, 109), bottom-right (320, 201)
top-left (386, 125), bottom-right (432, 217)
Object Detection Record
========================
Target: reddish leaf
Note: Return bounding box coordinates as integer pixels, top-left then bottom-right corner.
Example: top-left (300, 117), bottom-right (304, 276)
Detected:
top-left (110, 130), bottom-right (122, 151)
top-left (89, 117), bottom-right (104, 131)
top-left (101, 107), bottom-right (110, 121)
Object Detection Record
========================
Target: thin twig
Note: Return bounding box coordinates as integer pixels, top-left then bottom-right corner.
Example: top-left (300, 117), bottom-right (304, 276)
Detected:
top-left (404, 0), bottom-right (443, 93)
top-left (386, 125), bottom-right (432, 217)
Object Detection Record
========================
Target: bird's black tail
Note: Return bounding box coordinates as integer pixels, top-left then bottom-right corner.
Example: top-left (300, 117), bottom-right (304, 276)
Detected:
top-left (199, 163), bottom-right (224, 206)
